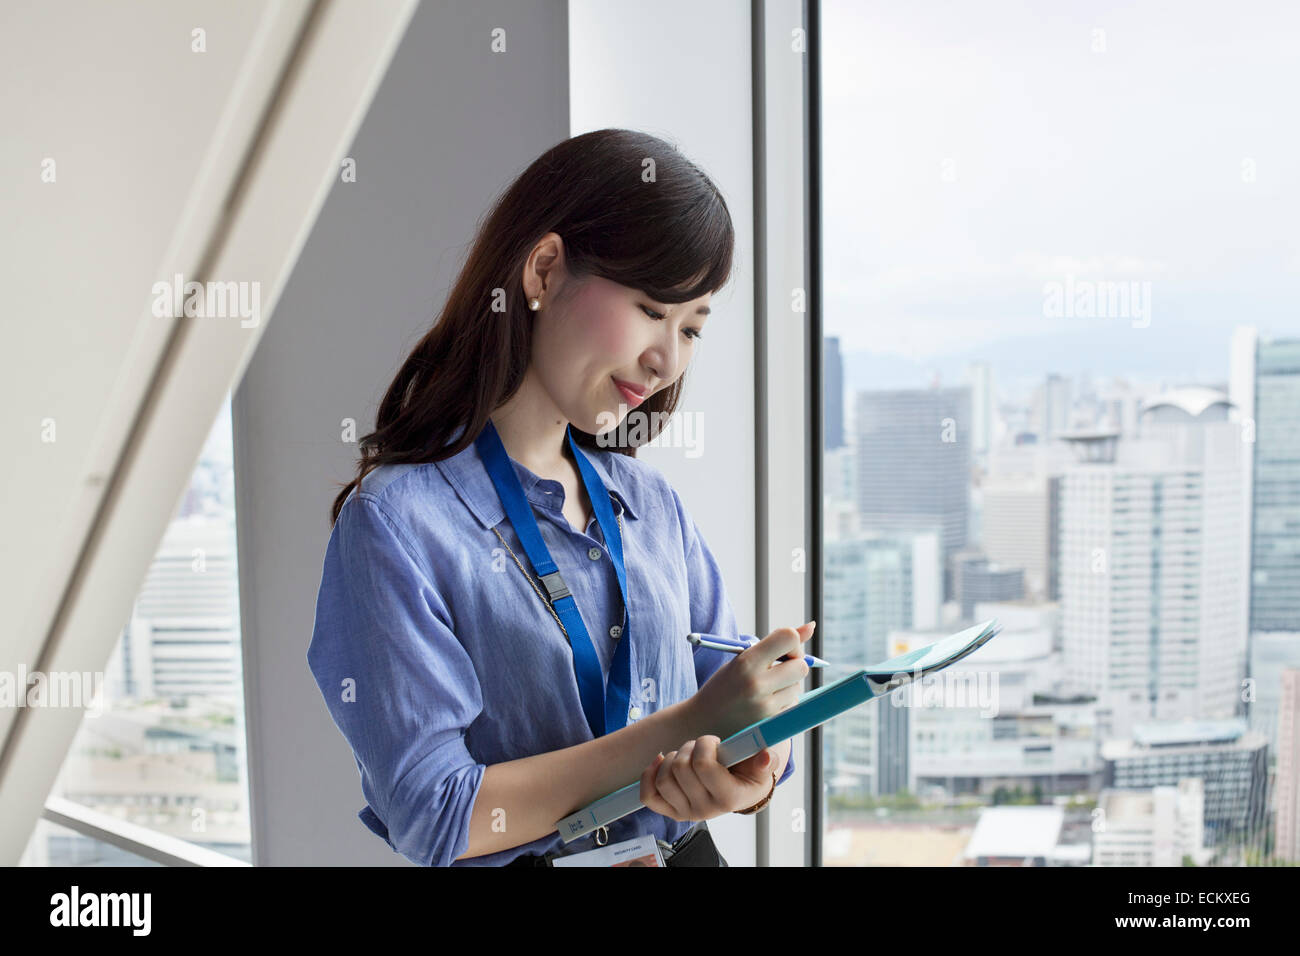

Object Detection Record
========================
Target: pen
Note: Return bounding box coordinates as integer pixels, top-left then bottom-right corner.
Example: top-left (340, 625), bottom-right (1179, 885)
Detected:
top-left (686, 632), bottom-right (831, 668)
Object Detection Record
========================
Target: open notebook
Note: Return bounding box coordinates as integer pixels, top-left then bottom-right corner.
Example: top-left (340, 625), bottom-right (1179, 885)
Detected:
top-left (555, 618), bottom-right (1003, 843)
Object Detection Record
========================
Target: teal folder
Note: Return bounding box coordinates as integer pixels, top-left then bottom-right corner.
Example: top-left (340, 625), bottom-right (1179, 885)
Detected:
top-left (555, 618), bottom-right (1002, 842)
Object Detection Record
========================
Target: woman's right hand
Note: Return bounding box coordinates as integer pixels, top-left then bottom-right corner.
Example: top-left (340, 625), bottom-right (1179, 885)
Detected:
top-left (684, 621), bottom-right (816, 740)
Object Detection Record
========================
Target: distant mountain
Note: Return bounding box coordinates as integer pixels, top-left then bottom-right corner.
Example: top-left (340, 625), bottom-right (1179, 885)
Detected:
top-left (841, 321), bottom-right (1238, 397)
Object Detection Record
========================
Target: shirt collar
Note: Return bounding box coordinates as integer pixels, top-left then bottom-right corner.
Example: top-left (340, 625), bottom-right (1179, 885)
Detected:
top-left (435, 421), bottom-right (640, 531)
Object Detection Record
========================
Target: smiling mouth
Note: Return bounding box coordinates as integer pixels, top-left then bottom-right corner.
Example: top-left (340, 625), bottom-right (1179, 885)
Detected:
top-left (612, 378), bottom-right (646, 405)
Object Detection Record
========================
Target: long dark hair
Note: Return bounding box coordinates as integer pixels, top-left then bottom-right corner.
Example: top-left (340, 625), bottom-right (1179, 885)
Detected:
top-left (329, 128), bottom-right (735, 527)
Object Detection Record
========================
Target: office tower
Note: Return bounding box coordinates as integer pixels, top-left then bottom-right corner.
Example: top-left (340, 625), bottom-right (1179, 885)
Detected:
top-left (1276, 668), bottom-right (1300, 862)
top-left (1037, 373), bottom-right (1073, 442)
top-left (1241, 335), bottom-right (1300, 632)
top-left (967, 361), bottom-right (993, 466)
top-left (953, 552), bottom-right (1025, 619)
top-left (824, 437), bottom-right (859, 543)
top-left (823, 531), bottom-right (942, 795)
top-left (1093, 779), bottom-right (1206, 866)
top-left (855, 386), bottom-right (971, 601)
top-left (1101, 719), bottom-right (1268, 851)
top-left (109, 515), bottom-right (243, 700)
top-left (1047, 476), bottom-right (1061, 602)
top-left (1246, 632), bottom-right (1300, 756)
top-left (1058, 391), bottom-right (1249, 737)
top-left (1097, 379), bottom-right (1144, 436)
top-left (825, 442), bottom-right (855, 502)
top-left (823, 336), bottom-right (844, 451)
top-left (986, 438), bottom-right (1075, 604)
top-left (982, 478), bottom-right (1049, 598)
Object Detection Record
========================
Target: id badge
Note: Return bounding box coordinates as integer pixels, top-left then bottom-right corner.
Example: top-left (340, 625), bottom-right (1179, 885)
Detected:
top-left (550, 833), bottom-right (665, 867)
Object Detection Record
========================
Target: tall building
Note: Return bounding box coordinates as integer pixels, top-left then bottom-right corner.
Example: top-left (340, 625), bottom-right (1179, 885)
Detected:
top-left (982, 478), bottom-right (1049, 598)
top-left (823, 336), bottom-right (844, 451)
top-left (1057, 391), bottom-right (1250, 737)
top-left (967, 361), bottom-right (993, 467)
top-left (1096, 379), bottom-right (1144, 437)
top-left (1093, 779), bottom-right (1207, 866)
top-left (1100, 719), bottom-right (1268, 851)
top-left (1242, 335), bottom-right (1300, 632)
top-left (1038, 373), bottom-right (1073, 442)
top-left (985, 440), bottom-right (1075, 603)
top-left (855, 386), bottom-right (971, 600)
top-left (822, 531), bottom-right (942, 794)
top-left (1276, 668), bottom-right (1300, 863)
top-left (953, 552), bottom-right (1025, 619)
top-left (824, 442), bottom-right (855, 501)
top-left (1246, 632), bottom-right (1300, 756)
top-left (107, 515), bottom-right (243, 700)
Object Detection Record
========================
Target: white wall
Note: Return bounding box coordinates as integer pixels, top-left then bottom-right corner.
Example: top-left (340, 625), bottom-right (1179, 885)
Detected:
top-left (570, 0), bottom-right (761, 865)
top-left (234, 0), bottom-right (570, 865)
top-left (570, 0), bottom-right (812, 867)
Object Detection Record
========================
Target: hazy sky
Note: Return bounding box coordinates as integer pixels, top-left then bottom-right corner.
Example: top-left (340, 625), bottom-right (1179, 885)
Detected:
top-left (822, 0), bottom-right (1300, 391)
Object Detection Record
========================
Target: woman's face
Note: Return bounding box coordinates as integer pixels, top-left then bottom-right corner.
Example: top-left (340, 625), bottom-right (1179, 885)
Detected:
top-left (531, 273), bottom-right (711, 435)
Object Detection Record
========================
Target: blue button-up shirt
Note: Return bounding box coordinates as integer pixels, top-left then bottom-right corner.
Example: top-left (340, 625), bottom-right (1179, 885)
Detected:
top-left (307, 424), bottom-right (794, 866)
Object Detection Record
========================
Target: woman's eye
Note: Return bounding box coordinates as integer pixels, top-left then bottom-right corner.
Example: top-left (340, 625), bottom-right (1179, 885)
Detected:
top-left (641, 304), bottom-right (702, 341)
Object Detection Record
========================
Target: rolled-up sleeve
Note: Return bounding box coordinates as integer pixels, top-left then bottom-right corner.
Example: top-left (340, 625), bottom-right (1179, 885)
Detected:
top-left (307, 494), bottom-right (487, 866)
top-left (671, 487), bottom-right (796, 788)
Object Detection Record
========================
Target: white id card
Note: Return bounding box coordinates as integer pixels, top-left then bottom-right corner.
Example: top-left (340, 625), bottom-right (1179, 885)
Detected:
top-left (550, 833), bottom-right (665, 867)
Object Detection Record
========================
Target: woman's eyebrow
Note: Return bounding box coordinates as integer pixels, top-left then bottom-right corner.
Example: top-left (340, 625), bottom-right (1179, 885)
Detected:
top-left (659, 302), bottom-right (712, 316)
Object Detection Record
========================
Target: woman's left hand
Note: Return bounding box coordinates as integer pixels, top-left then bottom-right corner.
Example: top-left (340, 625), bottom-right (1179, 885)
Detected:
top-left (639, 735), bottom-right (774, 822)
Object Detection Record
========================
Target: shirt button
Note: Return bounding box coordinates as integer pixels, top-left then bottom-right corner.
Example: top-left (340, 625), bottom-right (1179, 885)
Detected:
top-left (588, 547), bottom-right (602, 560)
top-left (609, 625), bottom-right (623, 638)
top-left (628, 705), bottom-right (641, 720)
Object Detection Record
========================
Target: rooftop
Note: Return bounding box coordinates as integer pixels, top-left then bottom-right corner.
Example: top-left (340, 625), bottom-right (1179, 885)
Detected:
top-left (962, 806), bottom-right (1064, 860)
top-left (1140, 386), bottom-right (1233, 419)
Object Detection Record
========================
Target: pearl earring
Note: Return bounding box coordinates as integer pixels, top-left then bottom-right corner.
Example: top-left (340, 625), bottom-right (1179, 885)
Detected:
top-left (528, 297), bottom-right (541, 311)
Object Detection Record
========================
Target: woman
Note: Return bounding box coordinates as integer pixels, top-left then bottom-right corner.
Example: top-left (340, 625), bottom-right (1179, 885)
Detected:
top-left (307, 128), bottom-right (814, 867)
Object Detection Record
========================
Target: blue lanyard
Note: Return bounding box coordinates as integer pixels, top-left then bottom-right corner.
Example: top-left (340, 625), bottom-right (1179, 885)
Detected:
top-left (474, 419), bottom-right (632, 738)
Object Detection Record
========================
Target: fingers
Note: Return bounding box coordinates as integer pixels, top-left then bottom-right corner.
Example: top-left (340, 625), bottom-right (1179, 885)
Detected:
top-left (667, 740), bottom-right (715, 814)
top-left (758, 622), bottom-right (816, 664)
top-left (641, 738), bottom-right (734, 821)
top-left (682, 735), bottom-right (733, 806)
top-left (768, 655), bottom-right (811, 690)
top-left (752, 627), bottom-right (802, 670)
top-left (640, 752), bottom-right (678, 818)
top-left (653, 748), bottom-right (691, 819)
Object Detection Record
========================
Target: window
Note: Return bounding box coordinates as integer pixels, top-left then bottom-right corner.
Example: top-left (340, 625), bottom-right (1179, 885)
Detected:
top-left (23, 397), bottom-right (252, 865)
top-left (817, 0), bottom-right (1296, 867)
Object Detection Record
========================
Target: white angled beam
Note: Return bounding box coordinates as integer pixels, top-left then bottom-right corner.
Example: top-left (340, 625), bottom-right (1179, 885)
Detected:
top-left (0, 0), bottom-right (418, 864)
